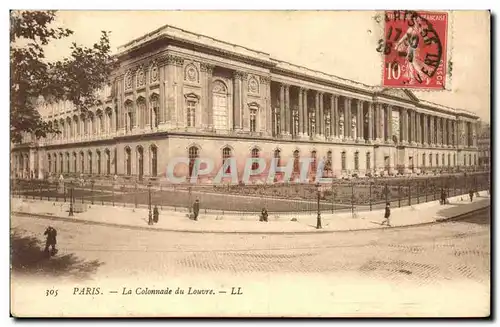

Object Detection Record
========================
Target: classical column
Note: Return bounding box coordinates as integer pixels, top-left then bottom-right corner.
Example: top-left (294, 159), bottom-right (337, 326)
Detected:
top-left (298, 87), bottom-right (303, 136)
top-left (410, 110), bottom-right (416, 144)
top-left (344, 97), bottom-right (351, 139)
top-left (330, 94), bottom-right (335, 138)
top-left (284, 84), bottom-right (291, 135)
top-left (303, 89), bottom-right (309, 136)
top-left (367, 102), bottom-right (374, 143)
top-left (376, 103), bottom-right (384, 142)
top-left (278, 83), bottom-right (285, 135)
top-left (259, 76), bottom-right (271, 135)
top-left (233, 71), bottom-right (242, 130)
top-left (400, 108), bottom-right (407, 143)
top-left (429, 116), bottom-right (435, 146)
top-left (422, 114), bottom-right (427, 145)
top-left (318, 92), bottom-right (324, 137)
top-left (357, 100), bottom-right (363, 142)
top-left (332, 95), bottom-right (339, 139)
top-left (200, 63), bottom-right (214, 129)
top-left (384, 105), bottom-right (392, 142)
top-left (315, 91), bottom-right (320, 137)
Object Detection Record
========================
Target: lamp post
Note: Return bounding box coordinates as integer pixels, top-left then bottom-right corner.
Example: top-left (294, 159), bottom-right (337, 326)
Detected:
top-left (316, 182), bottom-right (322, 229)
top-left (68, 181), bottom-right (74, 216)
top-left (90, 180), bottom-right (95, 205)
top-left (148, 182), bottom-right (153, 225)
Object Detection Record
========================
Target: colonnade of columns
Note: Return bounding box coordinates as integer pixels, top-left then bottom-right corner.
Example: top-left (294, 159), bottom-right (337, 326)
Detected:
top-left (273, 82), bottom-right (477, 148)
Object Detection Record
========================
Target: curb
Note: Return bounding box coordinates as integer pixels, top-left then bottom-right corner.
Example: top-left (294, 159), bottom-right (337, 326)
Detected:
top-left (11, 204), bottom-right (490, 235)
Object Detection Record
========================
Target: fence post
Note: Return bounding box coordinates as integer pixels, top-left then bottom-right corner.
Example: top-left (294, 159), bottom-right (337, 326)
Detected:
top-left (417, 180), bottom-right (420, 204)
top-left (369, 181), bottom-right (373, 211)
top-left (331, 183), bottom-right (334, 214)
top-left (134, 183), bottom-right (138, 208)
top-left (398, 183), bottom-right (401, 208)
top-left (408, 180), bottom-right (411, 206)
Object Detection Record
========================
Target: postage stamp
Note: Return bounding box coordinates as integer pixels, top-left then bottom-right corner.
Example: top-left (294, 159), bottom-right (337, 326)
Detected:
top-left (378, 10), bottom-right (448, 89)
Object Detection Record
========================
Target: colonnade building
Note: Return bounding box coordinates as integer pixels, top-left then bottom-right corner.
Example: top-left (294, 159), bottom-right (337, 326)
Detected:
top-left (11, 24), bottom-right (480, 182)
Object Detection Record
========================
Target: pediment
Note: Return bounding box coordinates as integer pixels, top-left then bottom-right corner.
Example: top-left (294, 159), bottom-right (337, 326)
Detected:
top-left (378, 88), bottom-right (419, 103)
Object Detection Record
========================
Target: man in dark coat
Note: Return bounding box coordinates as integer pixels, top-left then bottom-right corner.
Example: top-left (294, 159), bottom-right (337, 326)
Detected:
top-left (44, 226), bottom-right (58, 256)
top-left (469, 189), bottom-right (474, 202)
top-left (260, 208), bottom-right (268, 222)
top-left (381, 203), bottom-right (391, 227)
top-left (440, 188), bottom-right (447, 205)
top-left (153, 205), bottom-right (159, 223)
top-left (193, 199), bottom-right (200, 221)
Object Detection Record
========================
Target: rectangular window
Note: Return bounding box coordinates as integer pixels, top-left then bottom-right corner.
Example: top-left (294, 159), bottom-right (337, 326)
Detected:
top-left (186, 101), bottom-right (196, 127)
top-left (250, 109), bottom-right (257, 132)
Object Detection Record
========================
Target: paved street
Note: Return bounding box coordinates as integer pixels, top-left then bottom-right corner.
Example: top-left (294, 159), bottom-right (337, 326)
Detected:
top-left (10, 208), bottom-right (490, 317)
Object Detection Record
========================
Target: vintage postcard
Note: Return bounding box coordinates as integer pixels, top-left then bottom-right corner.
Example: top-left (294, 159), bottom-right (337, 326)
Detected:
top-left (10, 10), bottom-right (491, 318)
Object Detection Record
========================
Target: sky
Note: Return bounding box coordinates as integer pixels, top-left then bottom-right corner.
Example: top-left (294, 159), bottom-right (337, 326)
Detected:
top-left (40, 10), bottom-right (490, 121)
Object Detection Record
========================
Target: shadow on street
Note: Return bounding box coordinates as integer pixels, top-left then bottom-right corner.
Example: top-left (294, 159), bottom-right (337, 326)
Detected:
top-left (436, 203), bottom-right (490, 226)
top-left (10, 229), bottom-right (103, 280)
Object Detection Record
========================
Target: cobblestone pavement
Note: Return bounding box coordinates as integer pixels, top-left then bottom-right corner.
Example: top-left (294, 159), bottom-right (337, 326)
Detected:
top-left (10, 209), bottom-right (490, 316)
top-left (11, 209), bottom-right (490, 280)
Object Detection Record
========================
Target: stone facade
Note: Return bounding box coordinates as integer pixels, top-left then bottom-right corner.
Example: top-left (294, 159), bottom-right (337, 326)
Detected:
top-left (11, 24), bottom-right (481, 181)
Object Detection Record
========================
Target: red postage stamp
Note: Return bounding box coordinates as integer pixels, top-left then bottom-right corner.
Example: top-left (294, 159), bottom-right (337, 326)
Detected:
top-left (378, 10), bottom-right (448, 89)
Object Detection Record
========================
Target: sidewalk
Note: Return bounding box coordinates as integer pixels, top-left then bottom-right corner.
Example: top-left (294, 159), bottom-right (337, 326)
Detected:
top-left (11, 191), bottom-right (490, 234)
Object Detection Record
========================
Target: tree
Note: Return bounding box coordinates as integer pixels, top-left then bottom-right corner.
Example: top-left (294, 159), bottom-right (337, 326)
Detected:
top-left (10, 10), bottom-right (117, 143)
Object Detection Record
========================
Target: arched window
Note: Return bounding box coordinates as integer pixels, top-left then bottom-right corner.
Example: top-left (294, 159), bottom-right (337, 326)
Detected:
top-left (274, 149), bottom-right (281, 167)
top-left (341, 151), bottom-right (346, 170)
top-left (185, 94), bottom-right (198, 128)
top-left (474, 154), bottom-right (477, 166)
top-left (429, 153), bottom-right (433, 167)
top-left (96, 150), bottom-right (101, 175)
top-left (66, 152), bottom-right (70, 173)
top-left (188, 146), bottom-right (199, 178)
top-left (441, 153), bottom-right (445, 167)
top-left (422, 153), bottom-right (426, 167)
top-left (293, 150), bottom-right (300, 174)
top-left (469, 154), bottom-right (472, 166)
top-left (80, 151), bottom-right (85, 173)
top-left (137, 98), bottom-right (146, 129)
top-left (150, 94), bottom-right (159, 128)
top-left (125, 101), bottom-right (134, 132)
top-left (250, 108), bottom-right (258, 132)
top-left (354, 151), bottom-right (359, 170)
top-left (435, 153), bottom-right (439, 166)
top-left (125, 147), bottom-right (131, 176)
top-left (448, 153), bottom-right (451, 167)
top-left (137, 146), bottom-right (144, 180)
top-left (47, 154), bottom-right (52, 174)
top-left (325, 150), bottom-right (333, 173)
top-left (59, 153), bottom-right (63, 173)
top-left (311, 150), bottom-right (317, 173)
top-left (73, 152), bottom-right (77, 173)
top-left (105, 149), bottom-right (111, 175)
top-left (366, 152), bottom-right (371, 170)
top-left (222, 147), bottom-right (232, 173)
top-left (212, 80), bottom-right (228, 130)
top-left (453, 154), bottom-right (456, 166)
top-left (150, 145), bottom-right (158, 177)
top-left (251, 148), bottom-right (260, 171)
top-left (88, 151), bottom-right (93, 174)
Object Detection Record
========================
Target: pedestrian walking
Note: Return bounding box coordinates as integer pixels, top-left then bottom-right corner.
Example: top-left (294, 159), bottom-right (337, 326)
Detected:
top-left (153, 205), bottom-right (159, 223)
top-left (260, 208), bottom-right (268, 222)
top-left (193, 199), bottom-right (200, 221)
top-left (440, 188), bottom-right (447, 205)
top-left (44, 226), bottom-right (58, 256)
top-left (469, 189), bottom-right (474, 202)
top-left (381, 202), bottom-right (391, 227)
